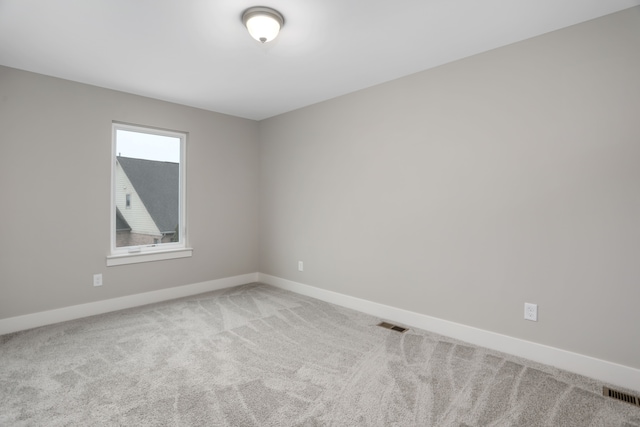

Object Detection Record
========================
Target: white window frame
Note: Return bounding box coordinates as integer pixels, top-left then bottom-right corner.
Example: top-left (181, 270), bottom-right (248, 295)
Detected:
top-left (107, 122), bottom-right (192, 266)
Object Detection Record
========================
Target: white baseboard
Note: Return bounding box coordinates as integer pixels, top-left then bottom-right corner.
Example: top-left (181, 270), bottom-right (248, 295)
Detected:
top-left (3, 271), bottom-right (638, 392)
top-left (0, 272), bottom-right (259, 335)
top-left (258, 273), bottom-right (640, 393)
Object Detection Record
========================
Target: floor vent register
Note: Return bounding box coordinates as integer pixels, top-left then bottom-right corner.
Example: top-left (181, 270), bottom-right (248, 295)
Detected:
top-left (603, 387), bottom-right (640, 407)
top-left (377, 322), bottom-right (409, 333)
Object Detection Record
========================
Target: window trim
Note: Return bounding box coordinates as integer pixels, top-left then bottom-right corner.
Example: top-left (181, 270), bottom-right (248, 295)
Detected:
top-left (106, 247), bottom-right (193, 266)
top-left (109, 122), bottom-right (191, 266)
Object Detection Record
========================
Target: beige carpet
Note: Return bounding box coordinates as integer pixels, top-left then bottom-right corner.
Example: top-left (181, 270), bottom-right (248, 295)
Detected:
top-left (1, 283), bottom-right (639, 426)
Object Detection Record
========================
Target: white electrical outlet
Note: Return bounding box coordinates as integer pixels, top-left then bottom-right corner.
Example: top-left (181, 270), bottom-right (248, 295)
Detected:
top-left (298, 261), bottom-right (303, 272)
top-left (524, 303), bottom-right (537, 321)
top-left (93, 274), bottom-right (103, 287)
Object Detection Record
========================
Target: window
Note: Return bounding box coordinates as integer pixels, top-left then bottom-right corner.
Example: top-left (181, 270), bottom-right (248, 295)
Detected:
top-left (108, 122), bottom-right (191, 266)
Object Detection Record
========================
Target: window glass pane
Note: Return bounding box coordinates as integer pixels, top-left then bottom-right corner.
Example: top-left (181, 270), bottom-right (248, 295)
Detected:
top-left (114, 128), bottom-right (181, 249)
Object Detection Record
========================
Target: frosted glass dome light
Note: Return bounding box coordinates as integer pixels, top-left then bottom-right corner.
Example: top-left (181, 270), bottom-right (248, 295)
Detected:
top-left (242, 7), bottom-right (284, 43)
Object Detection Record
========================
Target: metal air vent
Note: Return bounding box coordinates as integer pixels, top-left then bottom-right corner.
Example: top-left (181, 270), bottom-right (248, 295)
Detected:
top-left (377, 322), bottom-right (409, 333)
top-left (603, 386), bottom-right (640, 406)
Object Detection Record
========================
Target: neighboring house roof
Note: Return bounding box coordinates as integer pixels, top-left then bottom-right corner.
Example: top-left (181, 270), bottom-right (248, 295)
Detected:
top-left (115, 207), bottom-right (131, 231)
top-left (117, 156), bottom-right (179, 234)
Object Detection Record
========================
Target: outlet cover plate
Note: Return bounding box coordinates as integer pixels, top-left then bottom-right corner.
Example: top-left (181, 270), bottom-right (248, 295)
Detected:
top-left (93, 274), bottom-right (103, 287)
top-left (524, 303), bottom-right (537, 321)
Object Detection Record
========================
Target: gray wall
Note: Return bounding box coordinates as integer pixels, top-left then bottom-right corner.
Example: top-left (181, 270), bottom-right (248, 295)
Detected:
top-left (0, 66), bottom-right (260, 319)
top-left (259, 7), bottom-right (640, 369)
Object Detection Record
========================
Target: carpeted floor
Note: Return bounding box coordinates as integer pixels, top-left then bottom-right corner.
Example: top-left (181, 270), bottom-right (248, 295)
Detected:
top-left (1, 283), bottom-right (639, 426)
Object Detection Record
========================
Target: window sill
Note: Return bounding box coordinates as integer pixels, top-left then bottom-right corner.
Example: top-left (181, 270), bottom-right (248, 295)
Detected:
top-left (106, 248), bottom-right (193, 266)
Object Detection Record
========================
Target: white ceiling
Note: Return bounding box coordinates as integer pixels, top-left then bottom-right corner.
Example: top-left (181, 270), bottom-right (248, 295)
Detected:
top-left (1, 0), bottom-right (638, 120)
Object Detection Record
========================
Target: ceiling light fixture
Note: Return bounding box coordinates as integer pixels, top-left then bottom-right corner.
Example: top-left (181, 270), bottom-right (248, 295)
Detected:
top-left (242, 6), bottom-right (284, 43)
